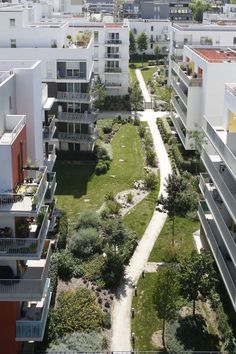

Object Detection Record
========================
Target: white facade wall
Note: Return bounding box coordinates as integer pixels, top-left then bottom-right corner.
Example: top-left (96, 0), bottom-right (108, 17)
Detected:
top-left (126, 19), bottom-right (170, 55)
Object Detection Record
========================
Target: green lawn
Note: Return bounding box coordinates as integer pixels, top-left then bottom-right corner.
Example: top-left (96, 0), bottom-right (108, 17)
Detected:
top-left (132, 273), bottom-right (162, 350)
top-left (129, 61), bottom-right (148, 83)
top-left (149, 216), bottom-right (199, 262)
top-left (123, 178), bottom-right (159, 239)
top-left (141, 66), bottom-right (157, 84)
top-left (55, 124), bottom-right (145, 223)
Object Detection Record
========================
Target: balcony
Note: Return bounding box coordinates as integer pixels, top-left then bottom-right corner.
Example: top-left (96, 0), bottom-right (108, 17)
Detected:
top-left (57, 131), bottom-right (98, 144)
top-left (105, 82), bottom-right (122, 87)
top-left (171, 61), bottom-right (202, 87)
top-left (57, 91), bottom-right (91, 103)
top-left (0, 167), bottom-right (48, 214)
top-left (0, 206), bottom-right (49, 260)
top-left (171, 95), bottom-right (187, 125)
top-left (198, 201), bottom-right (236, 310)
top-left (201, 147), bottom-right (236, 224)
top-left (57, 111), bottom-right (98, 124)
top-left (171, 111), bottom-right (187, 148)
top-left (45, 173), bottom-right (57, 203)
top-left (43, 115), bottom-right (56, 141)
top-left (0, 115), bottom-right (26, 146)
top-left (172, 77), bottom-right (188, 106)
top-left (105, 53), bottom-right (121, 59)
top-left (44, 144), bottom-right (56, 172)
top-left (203, 120), bottom-right (236, 177)
top-left (0, 240), bottom-right (51, 301)
top-left (16, 279), bottom-right (51, 341)
top-left (105, 39), bottom-right (122, 44)
top-left (199, 173), bottom-right (236, 266)
top-left (104, 67), bottom-right (122, 73)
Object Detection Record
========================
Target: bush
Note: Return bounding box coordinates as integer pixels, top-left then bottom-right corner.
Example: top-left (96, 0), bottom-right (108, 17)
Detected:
top-left (103, 125), bottom-right (112, 134)
top-left (68, 227), bottom-right (101, 259)
top-left (102, 253), bottom-right (124, 287)
top-left (95, 161), bottom-right (108, 175)
top-left (76, 210), bottom-right (100, 230)
top-left (48, 288), bottom-right (104, 340)
top-left (82, 255), bottom-right (105, 284)
top-left (102, 313), bottom-right (111, 329)
top-left (106, 200), bottom-right (121, 215)
top-left (57, 212), bottom-right (68, 250)
top-left (126, 192), bottom-right (133, 204)
top-left (54, 250), bottom-right (76, 280)
top-left (48, 254), bottom-right (58, 307)
top-left (105, 191), bottom-right (115, 201)
top-left (138, 125), bottom-right (146, 138)
top-left (146, 149), bottom-right (157, 167)
top-left (95, 145), bottom-right (111, 161)
top-left (144, 132), bottom-right (153, 148)
top-left (144, 172), bottom-right (157, 190)
top-left (133, 117), bottom-right (141, 126)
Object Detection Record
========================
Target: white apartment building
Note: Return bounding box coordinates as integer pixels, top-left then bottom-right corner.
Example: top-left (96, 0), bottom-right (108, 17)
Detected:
top-left (125, 18), bottom-right (170, 55)
top-left (170, 46), bottom-right (236, 149)
top-left (0, 60), bottom-right (56, 354)
top-left (199, 83), bottom-right (236, 311)
top-left (203, 4), bottom-right (236, 24)
top-left (169, 22), bottom-right (236, 62)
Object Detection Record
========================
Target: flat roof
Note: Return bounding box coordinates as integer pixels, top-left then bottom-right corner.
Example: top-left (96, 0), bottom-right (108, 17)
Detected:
top-left (192, 48), bottom-right (236, 62)
top-left (172, 22), bottom-right (236, 31)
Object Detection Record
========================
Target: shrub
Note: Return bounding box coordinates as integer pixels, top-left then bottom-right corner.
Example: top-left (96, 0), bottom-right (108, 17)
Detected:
top-left (95, 161), bottom-right (108, 175)
top-left (95, 145), bottom-right (111, 161)
top-left (57, 212), bottom-right (68, 250)
top-left (126, 192), bottom-right (133, 204)
top-left (133, 117), bottom-right (141, 126)
top-left (48, 289), bottom-right (103, 340)
top-left (54, 250), bottom-right (76, 280)
top-left (100, 207), bottom-right (111, 220)
top-left (103, 125), bottom-right (112, 134)
top-left (146, 149), bottom-right (157, 167)
top-left (68, 227), bottom-right (102, 259)
top-left (138, 125), bottom-right (146, 138)
top-left (105, 191), bottom-right (115, 201)
top-left (102, 253), bottom-right (124, 287)
top-left (102, 313), bottom-right (111, 329)
top-left (82, 255), bottom-right (105, 283)
top-left (76, 210), bottom-right (100, 230)
top-left (48, 254), bottom-right (58, 306)
top-left (106, 200), bottom-right (121, 215)
top-left (144, 172), bottom-right (157, 190)
top-left (144, 132), bottom-right (153, 148)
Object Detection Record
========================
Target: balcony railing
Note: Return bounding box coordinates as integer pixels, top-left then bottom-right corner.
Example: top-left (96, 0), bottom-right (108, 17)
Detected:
top-left (201, 147), bottom-right (236, 224)
top-left (0, 241), bottom-right (51, 300)
top-left (204, 120), bottom-right (236, 177)
top-left (43, 115), bottom-right (56, 141)
top-left (105, 53), bottom-right (121, 59)
top-left (171, 111), bottom-right (187, 148)
top-left (57, 91), bottom-right (91, 103)
top-left (45, 173), bottom-right (57, 202)
top-left (105, 39), bottom-right (122, 44)
top-left (57, 131), bottom-right (98, 143)
top-left (171, 95), bottom-right (187, 125)
top-left (16, 279), bottom-right (51, 341)
top-left (199, 174), bottom-right (236, 266)
top-left (104, 67), bottom-right (122, 73)
top-left (172, 78), bottom-right (188, 106)
top-left (105, 82), bottom-right (122, 87)
top-left (44, 144), bottom-right (56, 172)
top-left (0, 167), bottom-right (48, 213)
top-left (0, 206), bottom-right (49, 259)
top-left (198, 201), bottom-right (236, 309)
top-left (171, 61), bottom-right (202, 87)
top-left (57, 111), bottom-right (98, 124)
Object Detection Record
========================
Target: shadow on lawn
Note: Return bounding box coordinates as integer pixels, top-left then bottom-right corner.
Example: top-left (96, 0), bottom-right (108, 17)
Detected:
top-left (175, 314), bottom-right (219, 351)
top-left (54, 162), bottom-right (96, 198)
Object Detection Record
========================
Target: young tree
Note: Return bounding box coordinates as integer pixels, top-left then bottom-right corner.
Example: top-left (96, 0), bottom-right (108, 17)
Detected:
top-left (93, 76), bottom-right (107, 110)
top-left (137, 32), bottom-right (148, 65)
top-left (154, 266), bottom-right (179, 349)
top-left (157, 174), bottom-right (186, 247)
top-left (187, 125), bottom-right (207, 174)
top-left (179, 250), bottom-right (217, 317)
top-left (154, 45), bottom-right (161, 63)
top-left (129, 82), bottom-right (143, 117)
top-left (129, 30), bottom-right (136, 61)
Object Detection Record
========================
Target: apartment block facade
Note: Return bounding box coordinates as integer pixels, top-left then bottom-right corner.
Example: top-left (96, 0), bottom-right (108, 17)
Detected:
top-left (170, 46), bottom-right (236, 149)
top-left (0, 60), bottom-right (56, 354)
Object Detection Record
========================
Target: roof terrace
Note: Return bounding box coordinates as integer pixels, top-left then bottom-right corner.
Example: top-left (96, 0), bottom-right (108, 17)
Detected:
top-left (192, 47), bottom-right (236, 62)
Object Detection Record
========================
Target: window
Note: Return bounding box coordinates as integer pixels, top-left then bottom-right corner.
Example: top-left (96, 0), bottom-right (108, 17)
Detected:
top-left (150, 43), bottom-right (153, 49)
top-left (9, 96), bottom-right (12, 110)
top-left (10, 39), bottom-right (16, 48)
top-left (233, 37), bottom-right (236, 45)
top-left (10, 18), bottom-right (15, 27)
top-left (151, 26), bottom-right (154, 31)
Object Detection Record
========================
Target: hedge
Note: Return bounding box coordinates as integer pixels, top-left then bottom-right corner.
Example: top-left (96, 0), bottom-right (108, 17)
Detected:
top-left (57, 212), bottom-right (68, 250)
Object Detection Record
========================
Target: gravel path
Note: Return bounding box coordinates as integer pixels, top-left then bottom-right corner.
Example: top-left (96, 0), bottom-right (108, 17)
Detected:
top-left (111, 108), bottom-right (172, 351)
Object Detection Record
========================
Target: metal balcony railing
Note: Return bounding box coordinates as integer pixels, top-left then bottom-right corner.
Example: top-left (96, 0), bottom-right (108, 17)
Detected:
top-left (105, 39), bottom-right (122, 44)
top-left (104, 67), bottom-right (122, 73)
top-left (57, 91), bottom-right (91, 102)
top-left (57, 111), bottom-right (98, 123)
top-left (43, 115), bottom-right (56, 140)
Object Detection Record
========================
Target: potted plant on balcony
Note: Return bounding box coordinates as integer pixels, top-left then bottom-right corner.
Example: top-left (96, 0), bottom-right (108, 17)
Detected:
top-left (23, 157), bottom-right (39, 171)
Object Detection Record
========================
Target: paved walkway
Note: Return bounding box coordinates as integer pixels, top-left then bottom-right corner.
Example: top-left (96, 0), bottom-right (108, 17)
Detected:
top-left (144, 262), bottom-right (165, 273)
top-left (111, 107), bottom-right (172, 350)
top-left (135, 68), bottom-right (152, 109)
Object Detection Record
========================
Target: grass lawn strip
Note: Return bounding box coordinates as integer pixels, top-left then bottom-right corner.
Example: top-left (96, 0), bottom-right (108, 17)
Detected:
top-left (55, 123), bottom-right (145, 222)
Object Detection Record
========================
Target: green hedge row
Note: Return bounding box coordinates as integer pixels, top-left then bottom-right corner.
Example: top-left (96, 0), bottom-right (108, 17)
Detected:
top-left (57, 212), bottom-right (68, 250)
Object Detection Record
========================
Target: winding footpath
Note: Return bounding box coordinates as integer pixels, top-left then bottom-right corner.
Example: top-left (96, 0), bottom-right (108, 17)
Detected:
top-left (111, 69), bottom-right (172, 351)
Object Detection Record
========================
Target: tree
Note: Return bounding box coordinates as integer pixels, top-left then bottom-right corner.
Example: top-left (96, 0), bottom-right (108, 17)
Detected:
top-left (129, 30), bottom-right (136, 61)
top-left (76, 210), bottom-right (100, 230)
top-left (129, 82), bottom-right (143, 117)
top-left (187, 125), bottom-right (207, 174)
top-left (157, 174), bottom-right (186, 247)
top-left (154, 45), bottom-right (161, 63)
top-left (154, 266), bottom-right (179, 349)
top-left (179, 250), bottom-right (217, 317)
top-left (93, 76), bottom-right (107, 110)
top-left (189, 0), bottom-right (209, 22)
top-left (137, 32), bottom-right (148, 65)
top-left (68, 227), bottom-right (102, 259)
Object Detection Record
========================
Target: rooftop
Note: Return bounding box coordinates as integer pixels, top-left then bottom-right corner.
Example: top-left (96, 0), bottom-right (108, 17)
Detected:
top-left (192, 47), bottom-right (236, 62)
top-left (172, 22), bottom-right (236, 31)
